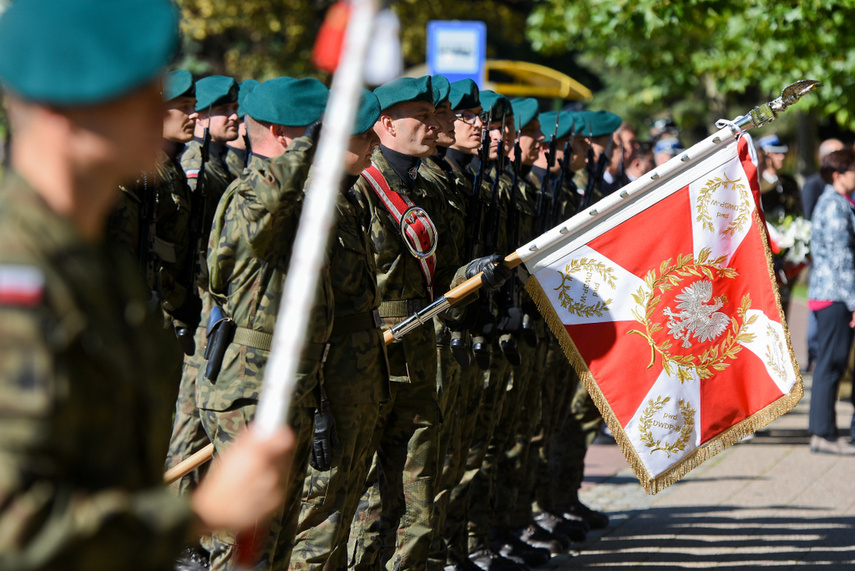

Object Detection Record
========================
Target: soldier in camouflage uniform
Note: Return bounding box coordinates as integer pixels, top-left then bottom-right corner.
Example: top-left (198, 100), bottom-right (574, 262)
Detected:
top-left (288, 89), bottom-right (390, 571)
top-left (534, 111), bottom-right (617, 533)
top-left (107, 70), bottom-right (210, 508)
top-left (436, 80), bottom-right (501, 570)
top-left (107, 68), bottom-right (197, 318)
top-left (197, 77), bottom-right (331, 570)
top-left (524, 111), bottom-right (592, 544)
top-left (348, 76), bottom-right (510, 571)
top-left (0, 0), bottom-right (294, 568)
top-left (417, 75), bottom-right (473, 571)
top-left (182, 75), bottom-right (240, 200)
top-left (225, 79), bottom-right (261, 179)
top-left (165, 76), bottom-right (242, 509)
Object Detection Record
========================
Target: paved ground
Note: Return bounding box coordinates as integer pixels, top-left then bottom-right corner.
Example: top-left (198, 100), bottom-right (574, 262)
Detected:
top-left (540, 298), bottom-right (855, 569)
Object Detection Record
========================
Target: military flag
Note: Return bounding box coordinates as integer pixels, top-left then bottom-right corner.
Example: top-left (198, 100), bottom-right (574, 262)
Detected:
top-left (523, 131), bottom-right (802, 493)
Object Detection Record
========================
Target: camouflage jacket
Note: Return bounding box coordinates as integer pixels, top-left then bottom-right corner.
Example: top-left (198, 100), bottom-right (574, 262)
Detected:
top-left (108, 148), bottom-right (193, 320)
top-left (0, 171), bottom-right (190, 570)
top-left (225, 145), bottom-right (248, 180)
top-left (323, 183), bottom-right (389, 405)
top-left (199, 140), bottom-right (331, 411)
top-left (420, 155), bottom-right (469, 345)
top-left (181, 138), bottom-right (238, 291)
top-left (356, 149), bottom-right (460, 389)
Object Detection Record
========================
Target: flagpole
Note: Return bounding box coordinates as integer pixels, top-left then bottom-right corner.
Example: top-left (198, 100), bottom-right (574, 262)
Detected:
top-left (517, 80), bottom-right (820, 272)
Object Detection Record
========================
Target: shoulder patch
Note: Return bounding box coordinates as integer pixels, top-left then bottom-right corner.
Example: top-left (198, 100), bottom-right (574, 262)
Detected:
top-left (0, 265), bottom-right (45, 308)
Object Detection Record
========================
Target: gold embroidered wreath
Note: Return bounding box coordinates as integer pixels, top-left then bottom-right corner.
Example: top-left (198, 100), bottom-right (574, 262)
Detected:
top-left (638, 396), bottom-right (696, 457)
top-left (553, 258), bottom-right (616, 318)
top-left (695, 174), bottom-right (752, 236)
top-left (628, 248), bottom-right (757, 383)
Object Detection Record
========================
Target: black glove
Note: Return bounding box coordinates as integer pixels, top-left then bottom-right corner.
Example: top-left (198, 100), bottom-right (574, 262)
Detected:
top-left (172, 293), bottom-right (203, 332)
top-left (466, 254), bottom-right (513, 293)
top-left (310, 399), bottom-right (339, 471)
top-left (497, 306), bottom-right (522, 335)
top-left (303, 120), bottom-right (323, 144)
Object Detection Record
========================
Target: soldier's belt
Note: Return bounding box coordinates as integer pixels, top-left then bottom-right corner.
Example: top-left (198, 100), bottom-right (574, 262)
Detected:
top-left (231, 326), bottom-right (327, 362)
top-left (331, 309), bottom-right (382, 337)
top-left (379, 298), bottom-right (428, 319)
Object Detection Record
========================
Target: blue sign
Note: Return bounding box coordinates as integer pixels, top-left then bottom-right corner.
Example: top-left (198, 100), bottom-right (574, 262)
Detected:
top-left (426, 21), bottom-right (487, 88)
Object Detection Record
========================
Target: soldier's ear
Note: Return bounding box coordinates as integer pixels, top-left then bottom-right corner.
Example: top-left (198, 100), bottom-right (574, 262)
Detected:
top-left (377, 114), bottom-right (396, 137)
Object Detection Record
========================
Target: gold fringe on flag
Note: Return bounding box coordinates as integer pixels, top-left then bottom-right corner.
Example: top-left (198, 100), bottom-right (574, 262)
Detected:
top-left (525, 209), bottom-right (803, 496)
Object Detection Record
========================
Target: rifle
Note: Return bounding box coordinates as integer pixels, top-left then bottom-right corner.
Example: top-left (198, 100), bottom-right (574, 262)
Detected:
top-left (549, 122), bottom-right (576, 227)
top-left (472, 109), bottom-right (507, 370)
top-left (243, 130), bottom-right (252, 169)
top-left (581, 128), bottom-right (616, 210)
top-left (464, 108), bottom-right (492, 261)
top-left (497, 134), bottom-right (523, 362)
top-left (175, 112), bottom-right (212, 347)
top-left (137, 172), bottom-right (159, 295)
top-left (483, 110), bottom-right (507, 253)
top-left (535, 111), bottom-right (561, 235)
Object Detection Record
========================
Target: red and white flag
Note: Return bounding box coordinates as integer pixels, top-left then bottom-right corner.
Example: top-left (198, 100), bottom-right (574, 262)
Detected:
top-left (524, 133), bottom-right (802, 493)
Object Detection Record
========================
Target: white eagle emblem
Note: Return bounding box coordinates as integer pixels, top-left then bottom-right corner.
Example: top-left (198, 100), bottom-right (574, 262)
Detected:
top-left (662, 280), bottom-right (729, 348)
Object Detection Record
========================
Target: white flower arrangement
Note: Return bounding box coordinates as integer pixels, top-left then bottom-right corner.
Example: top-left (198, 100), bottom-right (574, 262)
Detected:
top-left (767, 215), bottom-right (811, 264)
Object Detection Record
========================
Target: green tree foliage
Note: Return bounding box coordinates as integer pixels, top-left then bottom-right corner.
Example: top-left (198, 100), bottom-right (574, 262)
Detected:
top-left (176, 0), bottom-right (326, 80)
top-left (174, 0), bottom-right (532, 81)
top-left (526, 0), bottom-right (855, 130)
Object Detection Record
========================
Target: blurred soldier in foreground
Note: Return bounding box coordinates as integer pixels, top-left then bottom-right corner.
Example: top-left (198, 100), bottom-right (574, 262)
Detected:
top-left (0, 0), bottom-right (294, 569)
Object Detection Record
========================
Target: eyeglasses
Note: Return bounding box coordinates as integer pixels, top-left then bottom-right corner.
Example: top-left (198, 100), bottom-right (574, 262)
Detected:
top-left (454, 112), bottom-right (482, 125)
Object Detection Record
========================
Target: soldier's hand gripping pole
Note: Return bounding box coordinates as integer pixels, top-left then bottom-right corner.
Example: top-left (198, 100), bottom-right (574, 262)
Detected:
top-left (383, 252), bottom-right (522, 345)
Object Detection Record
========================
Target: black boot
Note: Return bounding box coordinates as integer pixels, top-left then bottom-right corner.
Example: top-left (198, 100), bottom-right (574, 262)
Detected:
top-left (535, 510), bottom-right (588, 542)
top-left (490, 526), bottom-right (550, 568)
top-left (558, 500), bottom-right (609, 530)
top-left (469, 547), bottom-right (530, 571)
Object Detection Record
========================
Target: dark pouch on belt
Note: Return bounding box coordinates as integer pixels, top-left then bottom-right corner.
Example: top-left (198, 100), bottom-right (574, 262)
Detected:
top-left (204, 305), bottom-right (235, 382)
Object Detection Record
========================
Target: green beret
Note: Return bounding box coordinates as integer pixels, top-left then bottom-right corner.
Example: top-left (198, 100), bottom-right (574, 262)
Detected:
top-left (431, 75), bottom-right (451, 107)
top-left (195, 76), bottom-right (239, 112)
top-left (539, 110), bottom-right (578, 140)
top-left (479, 90), bottom-right (513, 119)
top-left (511, 98), bottom-right (539, 131)
top-left (449, 79), bottom-right (480, 111)
top-left (163, 70), bottom-right (194, 102)
top-left (237, 79), bottom-right (261, 118)
top-left (579, 110), bottom-right (622, 138)
top-left (373, 76), bottom-right (433, 111)
top-left (0, 0), bottom-right (179, 105)
top-left (242, 77), bottom-right (329, 127)
top-left (353, 88), bottom-right (382, 135)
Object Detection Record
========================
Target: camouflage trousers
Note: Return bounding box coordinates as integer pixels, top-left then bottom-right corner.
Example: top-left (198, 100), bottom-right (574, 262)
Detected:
top-left (348, 379), bottom-right (441, 571)
top-left (533, 339), bottom-right (574, 513)
top-left (532, 343), bottom-right (602, 511)
top-left (426, 344), bottom-right (461, 570)
top-left (441, 357), bottom-right (486, 563)
top-left (165, 326), bottom-right (211, 496)
top-left (201, 401), bottom-right (315, 571)
top-left (465, 349), bottom-right (512, 553)
top-left (553, 375), bottom-right (603, 506)
top-left (289, 401), bottom-right (381, 570)
top-left (495, 333), bottom-right (547, 528)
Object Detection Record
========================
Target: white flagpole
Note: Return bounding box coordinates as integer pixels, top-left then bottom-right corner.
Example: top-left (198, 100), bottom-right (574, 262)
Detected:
top-left (253, 0), bottom-right (379, 438)
top-left (516, 80), bottom-right (820, 272)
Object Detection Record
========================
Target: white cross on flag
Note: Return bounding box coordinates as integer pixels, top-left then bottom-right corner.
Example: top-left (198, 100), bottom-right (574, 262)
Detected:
top-left (525, 133), bottom-right (802, 493)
